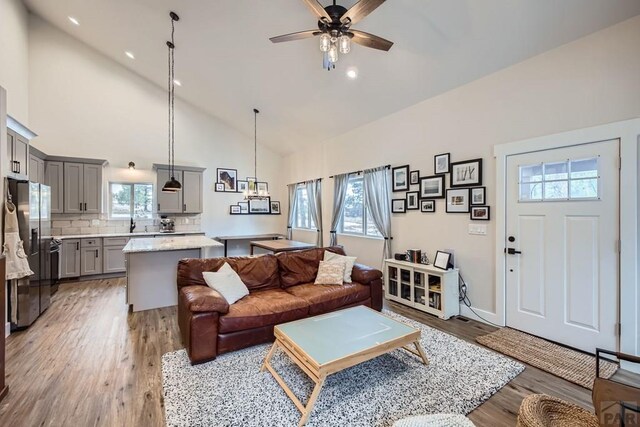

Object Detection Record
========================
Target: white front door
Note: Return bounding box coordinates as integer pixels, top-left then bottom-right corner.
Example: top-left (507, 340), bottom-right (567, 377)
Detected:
top-left (505, 139), bottom-right (619, 353)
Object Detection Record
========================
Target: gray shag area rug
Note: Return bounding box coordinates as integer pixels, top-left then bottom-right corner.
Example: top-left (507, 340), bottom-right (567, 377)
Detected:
top-left (162, 310), bottom-right (524, 427)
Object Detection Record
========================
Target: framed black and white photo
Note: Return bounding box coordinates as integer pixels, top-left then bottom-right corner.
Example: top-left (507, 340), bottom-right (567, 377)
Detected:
top-left (446, 188), bottom-right (470, 213)
top-left (238, 201), bottom-right (248, 214)
top-left (420, 199), bottom-right (435, 213)
top-left (450, 158), bottom-right (482, 187)
top-left (270, 201), bottom-right (281, 215)
top-left (229, 205), bottom-right (241, 215)
top-left (419, 175), bottom-right (445, 199)
top-left (434, 153), bottom-right (451, 175)
top-left (392, 165), bottom-right (410, 192)
top-left (215, 183), bottom-right (225, 192)
top-left (248, 197), bottom-right (271, 214)
top-left (409, 170), bottom-right (420, 185)
top-left (470, 187), bottom-right (486, 205)
top-left (406, 191), bottom-right (419, 210)
top-left (433, 251), bottom-right (452, 270)
top-left (257, 182), bottom-right (269, 193)
top-left (392, 198), bottom-right (406, 213)
top-left (217, 168), bottom-right (238, 192)
top-left (237, 180), bottom-right (249, 194)
top-left (470, 206), bottom-right (490, 221)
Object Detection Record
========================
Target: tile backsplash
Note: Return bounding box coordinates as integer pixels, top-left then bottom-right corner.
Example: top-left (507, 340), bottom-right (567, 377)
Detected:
top-left (50, 213), bottom-right (201, 236)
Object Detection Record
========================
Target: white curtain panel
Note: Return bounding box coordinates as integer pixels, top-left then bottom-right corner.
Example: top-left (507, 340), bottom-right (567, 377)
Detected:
top-left (286, 183), bottom-right (298, 239)
top-left (329, 173), bottom-right (350, 246)
top-left (305, 179), bottom-right (323, 247)
top-left (363, 166), bottom-right (392, 260)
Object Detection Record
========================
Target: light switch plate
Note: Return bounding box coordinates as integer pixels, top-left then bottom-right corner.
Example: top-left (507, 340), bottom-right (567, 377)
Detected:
top-left (468, 224), bottom-right (487, 235)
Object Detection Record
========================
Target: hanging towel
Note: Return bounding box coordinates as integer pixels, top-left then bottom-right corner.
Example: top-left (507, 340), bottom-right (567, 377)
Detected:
top-left (4, 201), bottom-right (34, 280)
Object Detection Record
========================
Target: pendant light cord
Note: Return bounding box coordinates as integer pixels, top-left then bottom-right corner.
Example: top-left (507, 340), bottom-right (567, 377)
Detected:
top-left (254, 109), bottom-right (258, 181)
top-left (167, 16), bottom-right (176, 179)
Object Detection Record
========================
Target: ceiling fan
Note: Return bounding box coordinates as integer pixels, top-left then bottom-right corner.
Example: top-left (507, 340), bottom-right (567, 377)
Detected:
top-left (270, 0), bottom-right (392, 70)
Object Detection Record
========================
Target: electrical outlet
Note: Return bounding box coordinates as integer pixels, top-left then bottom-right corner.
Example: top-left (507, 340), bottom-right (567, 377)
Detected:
top-left (468, 224), bottom-right (487, 235)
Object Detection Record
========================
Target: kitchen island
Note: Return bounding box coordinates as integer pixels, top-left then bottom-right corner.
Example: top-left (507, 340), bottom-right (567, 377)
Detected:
top-left (123, 235), bottom-right (223, 312)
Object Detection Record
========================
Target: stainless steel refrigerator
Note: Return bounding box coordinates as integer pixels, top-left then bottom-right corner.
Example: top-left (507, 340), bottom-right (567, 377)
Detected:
top-left (7, 179), bottom-right (52, 329)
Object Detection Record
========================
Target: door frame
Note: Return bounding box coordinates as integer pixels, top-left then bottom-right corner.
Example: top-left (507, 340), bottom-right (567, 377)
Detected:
top-left (494, 118), bottom-right (640, 370)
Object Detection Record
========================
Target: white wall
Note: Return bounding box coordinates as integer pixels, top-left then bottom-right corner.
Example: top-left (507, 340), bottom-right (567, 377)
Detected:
top-left (285, 16), bottom-right (640, 316)
top-left (28, 15), bottom-right (286, 238)
top-left (0, 0), bottom-right (30, 124)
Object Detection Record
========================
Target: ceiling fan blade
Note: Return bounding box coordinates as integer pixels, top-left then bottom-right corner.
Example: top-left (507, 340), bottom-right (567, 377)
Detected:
top-left (301, 0), bottom-right (332, 22)
top-left (269, 30), bottom-right (320, 43)
top-left (340, 0), bottom-right (386, 25)
top-left (350, 30), bottom-right (393, 51)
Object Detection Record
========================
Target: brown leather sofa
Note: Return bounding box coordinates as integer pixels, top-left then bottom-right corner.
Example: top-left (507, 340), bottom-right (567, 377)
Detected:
top-left (177, 246), bottom-right (383, 364)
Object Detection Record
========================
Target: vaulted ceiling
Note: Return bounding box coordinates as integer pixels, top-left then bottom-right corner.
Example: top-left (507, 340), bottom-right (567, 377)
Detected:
top-left (23, 0), bottom-right (640, 154)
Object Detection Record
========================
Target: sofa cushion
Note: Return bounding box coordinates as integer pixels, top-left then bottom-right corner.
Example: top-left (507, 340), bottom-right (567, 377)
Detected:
top-left (177, 255), bottom-right (281, 292)
top-left (276, 246), bottom-right (346, 288)
top-left (285, 282), bottom-right (371, 315)
top-left (218, 289), bottom-right (309, 333)
top-left (203, 263), bottom-right (249, 304)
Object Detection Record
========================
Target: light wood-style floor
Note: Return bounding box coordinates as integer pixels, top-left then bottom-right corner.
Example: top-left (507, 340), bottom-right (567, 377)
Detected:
top-left (0, 278), bottom-right (617, 426)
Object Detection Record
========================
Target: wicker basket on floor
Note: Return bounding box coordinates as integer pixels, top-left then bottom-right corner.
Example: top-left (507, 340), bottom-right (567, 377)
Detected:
top-left (517, 394), bottom-right (599, 427)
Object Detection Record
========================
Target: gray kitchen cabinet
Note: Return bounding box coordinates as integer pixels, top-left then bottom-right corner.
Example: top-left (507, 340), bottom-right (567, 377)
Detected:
top-left (63, 162), bottom-right (102, 213)
top-left (103, 245), bottom-right (126, 273)
top-left (29, 154), bottom-right (45, 183)
top-left (64, 162), bottom-right (84, 213)
top-left (45, 161), bottom-right (64, 214)
top-left (156, 168), bottom-right (183, 213)
top-left (60, 239), bottom-right (81, 278)
top-left (81, 247), bottom-right (103, 276)
top-left (182, 170), bottom-right (203, 213)
top-left (7, 129), bottom-right (29, 179)
top-left (83, 164), bottom-right (102, 213)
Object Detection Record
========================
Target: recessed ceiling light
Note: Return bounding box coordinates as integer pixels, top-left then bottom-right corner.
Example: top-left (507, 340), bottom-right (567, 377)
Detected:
top-left (68, 16), bottom-right (80, 26)
top-left (125, 51), bottom-right (135, 60)
top-left (173, 79), bottom-right (182, 86)
top-left (346, 68), bottom-right (358, 79)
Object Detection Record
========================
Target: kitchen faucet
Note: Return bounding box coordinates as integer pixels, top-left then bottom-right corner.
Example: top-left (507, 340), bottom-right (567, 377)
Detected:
top-left (130, 218), bottom-right (136, 233)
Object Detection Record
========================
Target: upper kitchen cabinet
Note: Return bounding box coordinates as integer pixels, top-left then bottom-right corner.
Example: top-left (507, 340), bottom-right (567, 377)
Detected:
top-left (29, 146), bottom-right (47, 184)
top-left (6, 115), bottom-right (37, 180)
top-left (153, 164), bottom-right (205, 214)
top-left (45, 161), bottom-right (64, 214)
top-left (59, 159), bottom-right (105, 214)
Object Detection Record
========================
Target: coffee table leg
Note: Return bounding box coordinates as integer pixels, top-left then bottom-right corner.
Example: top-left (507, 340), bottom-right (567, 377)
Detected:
top-left (414, 341), bottom-right (429, 366)
top-left (298, 375), bottom-right (326, 427)
top-left (260, 341), bottom-right (278, 372)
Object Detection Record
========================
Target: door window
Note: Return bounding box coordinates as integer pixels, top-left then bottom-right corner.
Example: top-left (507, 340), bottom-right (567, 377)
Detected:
top-left (519, 157), bottom-right (599, 201)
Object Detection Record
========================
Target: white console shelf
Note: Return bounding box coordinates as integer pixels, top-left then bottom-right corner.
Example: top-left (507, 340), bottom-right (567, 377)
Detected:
top-left (384, 259), bottom-right (460, 320)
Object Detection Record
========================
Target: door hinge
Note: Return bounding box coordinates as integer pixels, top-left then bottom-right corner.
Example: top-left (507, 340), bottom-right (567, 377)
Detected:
top-left (618, 156), bottom-right (622, 170)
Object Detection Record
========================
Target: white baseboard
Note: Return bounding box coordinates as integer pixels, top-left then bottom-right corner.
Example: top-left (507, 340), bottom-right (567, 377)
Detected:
top-left (458, 304), bottom-right (504, 327)
top-left (5, 322), bottom-right (9, 338)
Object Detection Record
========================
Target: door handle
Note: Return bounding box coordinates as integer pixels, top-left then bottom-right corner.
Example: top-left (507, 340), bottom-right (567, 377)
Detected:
top-left (95, 249), bottom-right (98, 258)
top-left (80, 202), bottom-right (83, 211)
top-left (76, 242), bottom-right (79, 250)
top-left (183, 203), bottom-right (186, 212)
top-left (506, 248), bottom-right (522, 255)
top-left (17, 161), bottom-right (20, 173)
top-left (84, 203), bottom-right (87, 211)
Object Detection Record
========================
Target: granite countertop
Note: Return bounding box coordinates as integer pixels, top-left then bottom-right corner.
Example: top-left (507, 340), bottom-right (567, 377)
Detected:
top-left (52, 231), bottom-right (206, 240)
top-left (122, 235), bottom-right (223, 254)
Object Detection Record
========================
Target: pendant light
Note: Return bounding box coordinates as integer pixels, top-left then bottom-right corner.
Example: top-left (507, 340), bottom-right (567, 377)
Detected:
top-left (162, 12), bottom-right (182, 193)
top-left (244, 108), bottom-right (270, 200)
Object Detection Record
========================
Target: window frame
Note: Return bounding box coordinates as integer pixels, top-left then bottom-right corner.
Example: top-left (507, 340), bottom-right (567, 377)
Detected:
top-left (518, 157), bottom-right (600, 203)
top-left (108, 181), bottom-right (154, 219)
top-left (292, 184), bottom-right (316, 231)
top-left (338, 175), bottom-right (382, 239)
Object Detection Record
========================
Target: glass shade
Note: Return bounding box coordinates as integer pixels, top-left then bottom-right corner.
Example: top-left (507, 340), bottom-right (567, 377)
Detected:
top-left (339, 35), bottom-right (351, 54)
top-left (319, 33), bottom-right (331, 52)
top-left (328, 44), bottom-right (338, 63)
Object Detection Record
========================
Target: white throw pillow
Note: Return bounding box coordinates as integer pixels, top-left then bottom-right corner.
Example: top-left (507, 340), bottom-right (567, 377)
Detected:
top-left (324, 251), bottom-right (357, 283)
top-left (315, 260), bottom-right (346, 285)
top-left (202, 262), bottom-right (249, 304)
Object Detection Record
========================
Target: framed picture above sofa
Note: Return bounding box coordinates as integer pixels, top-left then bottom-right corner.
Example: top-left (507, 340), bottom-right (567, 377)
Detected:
top-left (451, 158), bottom-right (482, 187)
top-left (392, 165), bottom-right (410, 192)
top-left (419, 175), bottom-right (445, 199)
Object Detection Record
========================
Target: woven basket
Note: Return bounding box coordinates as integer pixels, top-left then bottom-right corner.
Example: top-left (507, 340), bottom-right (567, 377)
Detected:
top-left (517, 394), bottom-right (599, 427)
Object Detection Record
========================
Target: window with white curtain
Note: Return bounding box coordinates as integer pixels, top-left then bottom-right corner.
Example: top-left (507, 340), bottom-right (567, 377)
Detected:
top-left (293, 185), bottom-right (316, 229)
top-left (340, 175), bottom-right (382, 238)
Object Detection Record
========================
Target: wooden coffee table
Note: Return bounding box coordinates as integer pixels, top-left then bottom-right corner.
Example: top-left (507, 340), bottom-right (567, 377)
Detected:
top-left (261, 306), bottom-right (429, 426)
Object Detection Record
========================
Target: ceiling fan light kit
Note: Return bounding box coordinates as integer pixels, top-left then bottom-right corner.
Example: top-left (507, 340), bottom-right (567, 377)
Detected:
top-left (270, 0), bottom-right (392, 71)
